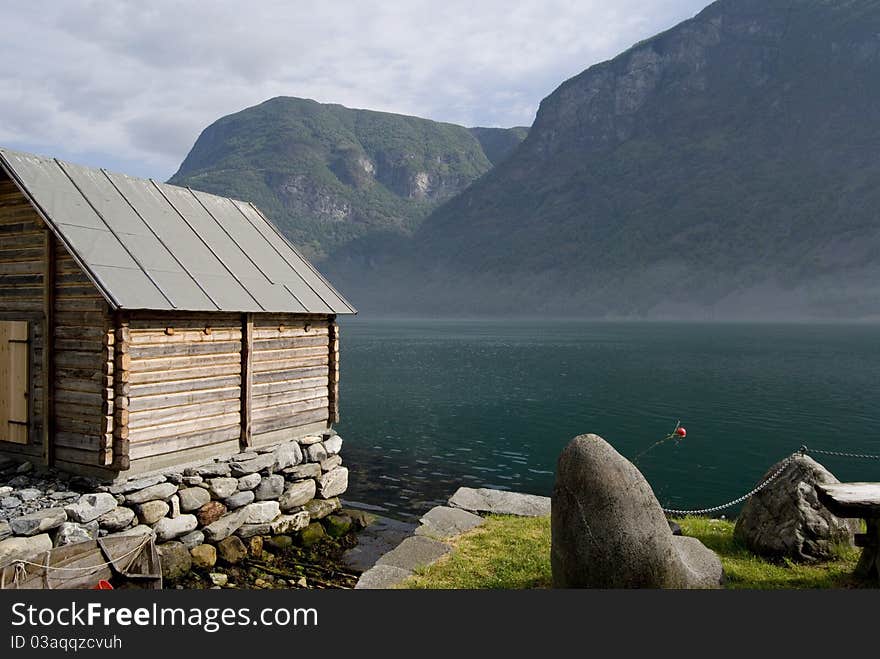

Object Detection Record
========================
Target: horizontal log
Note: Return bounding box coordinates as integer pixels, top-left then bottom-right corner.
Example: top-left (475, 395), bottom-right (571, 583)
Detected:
top-left (0, 260), bottom-right (42, 275)
top-left (0, 248), bottom-right (43, 262)
top-left (55, 350), bottom-right (108, 369)
top-left (54, 388), bottom-right (109, 406)
top-left (129, 328), bottom-right (241, 345)
top-left (55, 297), bottom-right (106, 312)
top-left (128, 399), bottom-right (241, 429)
top-left (253, 326), bottom-right (329, 341)
top-left (0, 298), bottom-right (41, 311)
top-left (54, 446), bottom-right (113, 467)
top-left (128, 362), bottom-right (241, 384)
top-left (54, 414), bottom-right (112, 435)
top-left (129, 374), bottom-right (240, 398)
top-left (128, 314), bottom-right (240, 329)
top-left (129, 385), bottom-right (240, 412)
top-left (55, 367), bottom-right (112, 385)
top-left (54, 325), bottom-right (107, 340)
top-left (55, 399), bottom-right (112, 419)
top-left (253, 314), bottom-right (330, 327)
top-left (131, 352), bottom-right (240, 373)
top-left (127, 425), bottom-right (240, 461)
top-left (251, 397), bottom-right (328, 422)
top-left (253, 336), bottom-right (328, 352)
top-left (54, 311), bottom-right (108, 328)
top-left (252, 355), bottom-right (328, 373)
top-left (129, 340), bottom-right (241, 359)
top-left (252, 386), bottom-right (328, 409)
top-left (252, 407), bottom-right (328, 435)
top-left (55, 431), bottom-right (113, 451)
top-left (252, 375), bottom-right (328, 397)
top-left (252, 345), bottom-right (327, 363)
top-left (0, 233), bottom-right (43, 249)
top-left (252, 365), bottom-right (327, 385)
top-left (128, 411), bottom-right (241, 443)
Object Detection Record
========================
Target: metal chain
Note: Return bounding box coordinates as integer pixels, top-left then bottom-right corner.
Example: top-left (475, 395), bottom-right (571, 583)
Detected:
top-left (802, 446), bottom-right (880, 460)
top-left (660, 443), bottom-right (880, 516)
top-left (661, 453), bottom-right (797, 516)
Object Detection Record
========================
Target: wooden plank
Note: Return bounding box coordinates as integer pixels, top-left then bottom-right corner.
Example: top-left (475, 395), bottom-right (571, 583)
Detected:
top-left (252, 385), bottom-right (328, 409)
top-left (131, 352), bottom-right (241, 373)
top-left (128, 386), bottom-right (240, 412)
top-left (129, 328), bottom-right (241, 344)
top-left (252, 375), bottom-right (327, 397)
top-left (112, 314), bottom-right (130, 470)
top-left (129, 363), bottom-right (241, 385)
top-left (251, 407), bottom-right (328, 435)
top-left (251, 345), bottom-right (327, 362)
top-left (128, 399), bottom-right (241, 429)
top-left (252, 365), bottom-right (327, 385)
top-left (252, 355), bottom-right (328, 373)
top-left (816, 483), bottom-right (880, 517)
top-left (128, 411), bottom-right (241, 443)
top-left (42, 230), bottom-right (54, 465)
top-left (241, 313), bottom-right (253, 448)
top-left (129, 374), bottom-right (240, 397)
top-left (128, 424), bottom-right (241, 460)
top-left (0, 320), bottom-right (29, 444)
top-left (328, 319), bottom-right (339, 424)
top-left (251, 397), bottom-right (328, 422)
top-left (129, 340), bottom-right (241, 359)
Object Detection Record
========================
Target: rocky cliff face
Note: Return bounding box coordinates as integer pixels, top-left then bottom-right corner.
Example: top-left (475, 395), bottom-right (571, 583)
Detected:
top-left (170, 97), bottom-right (500, 260)
top-left (327, 0), bottom-right (880, 318)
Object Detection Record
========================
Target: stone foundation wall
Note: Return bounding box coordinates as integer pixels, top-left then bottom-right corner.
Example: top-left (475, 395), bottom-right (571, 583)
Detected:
top-left (0, 431), bottom-right (349, 579)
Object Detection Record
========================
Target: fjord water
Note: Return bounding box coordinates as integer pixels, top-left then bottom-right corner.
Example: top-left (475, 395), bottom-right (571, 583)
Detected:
top-left (336, 319), bottom-right (880, 520)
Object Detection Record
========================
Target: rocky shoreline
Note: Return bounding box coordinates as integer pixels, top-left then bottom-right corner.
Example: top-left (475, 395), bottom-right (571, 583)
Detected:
top-left (0, 432), bottom-right (356, 587)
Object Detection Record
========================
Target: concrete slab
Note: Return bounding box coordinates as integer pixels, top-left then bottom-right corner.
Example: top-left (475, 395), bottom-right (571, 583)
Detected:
top-left (375, 535), bottom-right (451, 572)
top-left (448, 487), bottom-right (551, 517)
top-left (414, 506), bottom-right (484, 539)
top-left (354, 565), bottom-right (412, 589)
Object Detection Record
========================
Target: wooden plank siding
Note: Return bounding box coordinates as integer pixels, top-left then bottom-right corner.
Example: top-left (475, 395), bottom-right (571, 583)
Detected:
top-left (250, 315), bottom-right (331, 447)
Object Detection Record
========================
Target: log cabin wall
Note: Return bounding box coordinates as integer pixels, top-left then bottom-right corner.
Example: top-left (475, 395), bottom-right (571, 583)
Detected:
top-left (250, 315), bottom-right (332, 447)
top-left (0, 173), bottom-right (114, 475)
top-left (0, 174), bottom-right (45, 464)
top-left (124, 312), bottom-right (243, 474)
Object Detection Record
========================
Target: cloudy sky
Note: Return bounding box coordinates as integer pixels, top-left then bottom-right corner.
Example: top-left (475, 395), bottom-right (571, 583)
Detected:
top-left (1, 0), bottom-right (709, 180)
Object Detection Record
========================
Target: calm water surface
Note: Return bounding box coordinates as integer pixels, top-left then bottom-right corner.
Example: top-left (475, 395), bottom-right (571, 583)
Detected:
top-left (335, 319), bottom-right (880, 520)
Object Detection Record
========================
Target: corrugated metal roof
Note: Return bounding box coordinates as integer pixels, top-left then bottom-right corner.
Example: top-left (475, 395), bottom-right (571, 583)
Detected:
top-left (0, 148), bottom-right (355, 314)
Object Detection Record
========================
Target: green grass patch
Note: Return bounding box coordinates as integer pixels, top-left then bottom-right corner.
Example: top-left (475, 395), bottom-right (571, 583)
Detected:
top-left (400, 514), bottom-right (864, 589)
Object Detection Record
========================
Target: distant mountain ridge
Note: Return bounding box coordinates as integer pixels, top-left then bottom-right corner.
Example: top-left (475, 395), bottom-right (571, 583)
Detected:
top-left (324, 0), bottom-right (880, 319)
top-left (170, 97), bottom-right (527, 260)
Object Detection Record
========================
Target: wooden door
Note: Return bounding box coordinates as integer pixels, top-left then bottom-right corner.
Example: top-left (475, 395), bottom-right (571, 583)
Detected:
top-left (0, 320), bottom-right (29, 444)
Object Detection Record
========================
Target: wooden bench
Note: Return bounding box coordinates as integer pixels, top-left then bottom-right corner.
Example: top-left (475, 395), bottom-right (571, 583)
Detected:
top-left (815, 482), bottom-right (880, 582)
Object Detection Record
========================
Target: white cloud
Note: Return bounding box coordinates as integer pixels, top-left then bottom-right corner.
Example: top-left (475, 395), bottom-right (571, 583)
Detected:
top-left (0, 0), bottom-right (709, 179)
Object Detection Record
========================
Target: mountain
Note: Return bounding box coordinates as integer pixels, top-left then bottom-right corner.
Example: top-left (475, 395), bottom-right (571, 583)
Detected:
top-left (170, 97), bottom-right (526, 260)
top-left (326, 0), bottom-right (880, 319)
top-left (468, 126), bottom-right (529, 166)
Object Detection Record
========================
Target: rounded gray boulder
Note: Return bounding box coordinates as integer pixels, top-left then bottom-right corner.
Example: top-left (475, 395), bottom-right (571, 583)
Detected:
top-left (551, 434), bottom-right (723, 588)
top-left (733, 453), bottom-right (858, 562)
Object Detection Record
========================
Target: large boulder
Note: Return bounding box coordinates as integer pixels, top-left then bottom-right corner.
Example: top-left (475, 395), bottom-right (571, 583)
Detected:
top-left (733, 454), bottom-right (858, 562)
top-left (552, 434), bottom-right (723, 588)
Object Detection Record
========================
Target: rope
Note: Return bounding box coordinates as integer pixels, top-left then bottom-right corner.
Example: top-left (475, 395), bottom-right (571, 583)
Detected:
top-left (660, 444), bottom-right (880, 517)
top-left (8, 535), bottom-right (152, 588)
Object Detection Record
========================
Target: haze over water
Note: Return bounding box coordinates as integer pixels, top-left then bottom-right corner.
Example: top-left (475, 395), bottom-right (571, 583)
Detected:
top-left (337, 319), bottom-right (880, 520)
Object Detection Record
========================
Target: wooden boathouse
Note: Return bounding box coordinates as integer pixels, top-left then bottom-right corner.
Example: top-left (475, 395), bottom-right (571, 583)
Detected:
top-left (0, 148), bottom-right (355, 479)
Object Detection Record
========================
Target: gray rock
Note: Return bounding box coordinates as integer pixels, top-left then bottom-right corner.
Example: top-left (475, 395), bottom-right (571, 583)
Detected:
top-left (449, 487), bottom-right (550, 517)
top-left (414, 506), bottom-right (484, 540)
top-left (297, 435), bottom-right (323, 446)
top-left (217, 536), bottom-right (248, 564)
top-left (0, 533), bottom-right (52, 566)
top-left (157, 541), bottom-right (191, 580)
top-left (179, 530), bottom-right (205, 550)
top-left (733, 454), bottom-right (859, 562)
top-left (229, 454), bottom-right (275, 477)
top-left (49, 491), bottom-right (79, 501)
top-left (317, 467), bottom-right (348, 499)
top-left (0, 521), bottom-right (10, 541)
top-left (65, 493), bottom-right (117, 524)
top-left (304, 443), bottom-right (328, 463)
top-left (223, 490), bottom-right (255, 510)
top-left (209, 572), bottom-right (228, 586)
top-left (234, 451), bottom-right (259, 461)
top-left (273, 441), bottom-right (303, 470)
top-left (304, 497), bottom-right (340, 520)
top-left (178, 487), bottom-right (211, 512)
top-left (54, 522), bottom-right (97, 547)
top-left (0, 486), bottom-right (12, 497)
top-left (10, 507), bottom-right (67, 536)
top-left (279, 479), bottom-right (316, 511)
top-left (182, 475), bottom-right (203, 487)
top-left (207, 477), bottom-right (239, 499)
top-left (236, 473), bottom-right (262, 491)
top-left (169, 494), bottom-right (181, 518)
top-left (243, 501), bottom-right (280, 524)
top-left (136, 500), bottom-right (170, 525)
top-left (17, 488), bottom-right (42, 501)
top-left (187, 462), bottom-right (231, 478)
top-left (283, 463), bottom-right (321, 480)
top-left (165, 472), bottom-right (183, 485)
top-left (236, 523), bottom-right (271, 538)
top-left (255, 475), bottom-right (284, 501)
top-left (108, 525), bottom-right (155, 539)
top-left (109, 475), bottom-right (166, 495)
top-left (551, 434), bottom-right (722, 588)
top-left (320, 455), bottom-right (343, 472)
top-left (376, 535), bottom-right (451, 572)
top-left (355, 565), bottom-right (412, 589)
top-left (2, 496), bottom-right (21, 509)
top-left (153, 515), bottom-right (198, 542)
top-left (202, 508), bottom-right (248, 542)
top-left (270, 511), bottom-right (310, 534)
top-left (323, 435), bottom-right (343, 455)
top-left (125, 482), bottom-right (178, 505)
